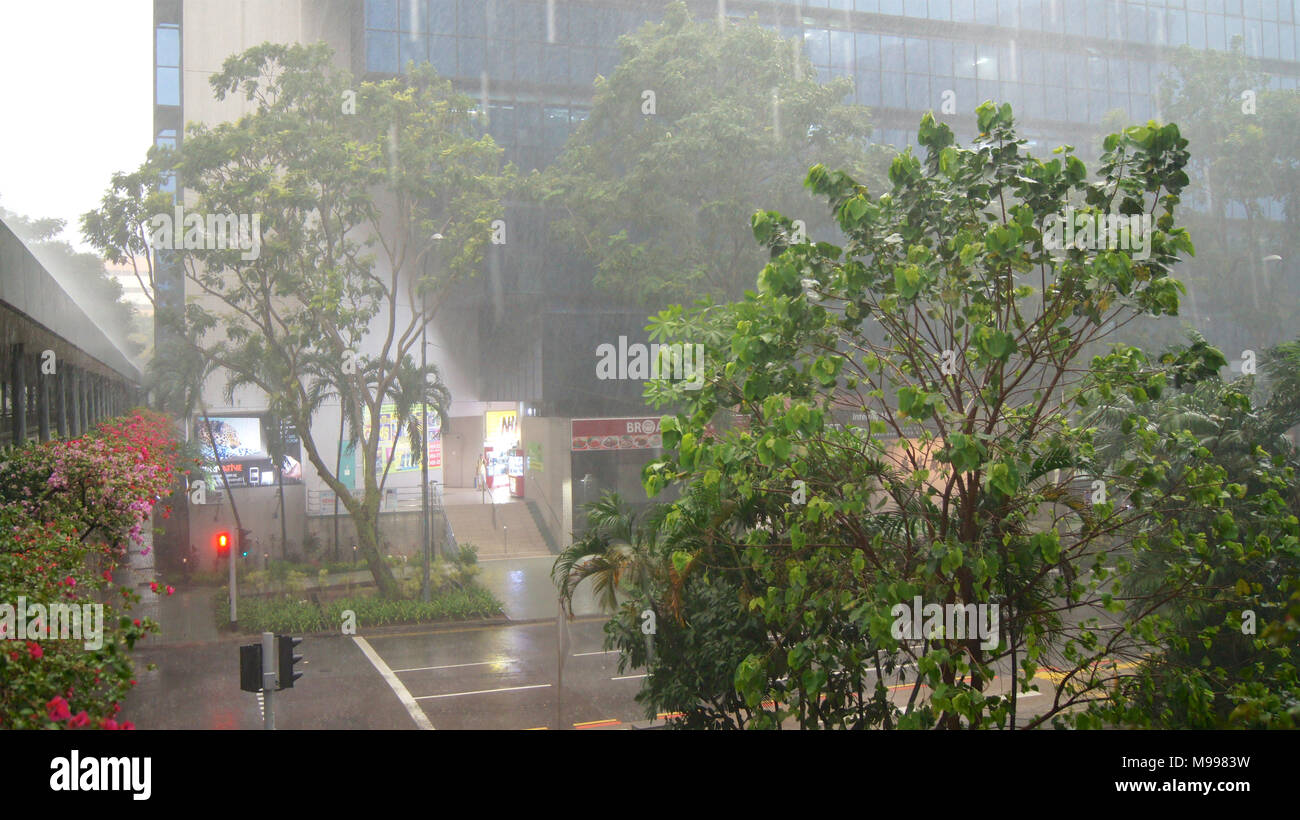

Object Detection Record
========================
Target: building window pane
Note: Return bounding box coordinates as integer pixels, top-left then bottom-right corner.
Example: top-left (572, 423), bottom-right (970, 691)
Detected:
top-left (906, 73), bottom-right (930, 108)
top-left (431, 34), bottom-right (457, 76)
top-left (459, 36), bottom-right (484, 77)
top-left (458, 0), bottom-right (485, 37)
top-left (156, 26), bottom-right (180, 67)
top-left (367, 0), bottom-right (399, 30)
top-left (400, 0), bottom-right (427, 32)
top-left (431, 0), bottom-right (456, 33)
top-left (156, 66), bottom-right (180, 106)
top-left (882, 35), bottom-right (904, 69)
top-left (856, 32), bottom-right (880, 73)
top-left (400, 31), bottom-right (428, 67)
top-left (905, 37), bottom-right (928, 72)
top-left (366, 30), bottom-right (399, 72)
top-left (805, 29), bottom-right (830, 66)
top-left (882, 72), bottom-right (906, 107)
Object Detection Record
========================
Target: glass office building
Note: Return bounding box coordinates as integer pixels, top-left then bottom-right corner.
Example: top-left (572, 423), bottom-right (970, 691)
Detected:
top-left (360, 0), bottom-right (1300, 166)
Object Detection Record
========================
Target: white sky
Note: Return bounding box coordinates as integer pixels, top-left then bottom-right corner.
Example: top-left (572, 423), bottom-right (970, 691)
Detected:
top-left (0, 1), bottom-right (152, 252)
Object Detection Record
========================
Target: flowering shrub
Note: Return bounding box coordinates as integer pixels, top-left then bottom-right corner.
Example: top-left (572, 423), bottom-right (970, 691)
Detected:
top-left (0, 409), bottom-right (179, 729)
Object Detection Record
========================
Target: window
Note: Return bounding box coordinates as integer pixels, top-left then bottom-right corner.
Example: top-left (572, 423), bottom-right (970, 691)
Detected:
top-left (905, 38), bottom-right (928, 73)
top-left (856, 32), bottom-right (880, 74)
top-left (366, 0), bottom-right (398, 30)
top-left (400, 0), bottom-right (427, 31)
top-left (431, 34), bottom-right (457, 76)
top-left (366, 30), bottom-right (399, 73)
top-left (156, 67), bottom-right (180, 106)
top-left (156, 26), bottom-right (180, 67)
top-left (400, 31), bottom-right (428, 68)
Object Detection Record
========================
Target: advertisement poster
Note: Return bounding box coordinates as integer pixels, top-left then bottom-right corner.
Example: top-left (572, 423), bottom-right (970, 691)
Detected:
top-left (363, 403), bottom-right (442, 476)
top-left (195, 415), bottom-right (303, 488)
top-left (570, 417), bottom-right (662, 452)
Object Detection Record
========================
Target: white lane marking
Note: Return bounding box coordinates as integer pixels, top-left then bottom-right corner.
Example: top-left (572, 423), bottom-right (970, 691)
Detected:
top-left (393, 659), bottom-right (517, 673)
top-left (611, 674), bottom-right (647, 681)
top-left (352, 636), bottom-right (435, 730)
top-left (573, 650), bottom-right (616, 657)
top-left (415, 683), bottom-right (552, 700)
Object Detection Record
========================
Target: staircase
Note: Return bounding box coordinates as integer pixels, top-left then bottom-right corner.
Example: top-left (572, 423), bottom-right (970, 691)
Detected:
top-left (443, 501), bottom-right (552, 559)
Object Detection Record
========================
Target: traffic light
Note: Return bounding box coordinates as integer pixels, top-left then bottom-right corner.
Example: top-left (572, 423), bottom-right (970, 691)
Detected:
top-left (215, 531), bottom-right (231, 557)
top-left (239, 644), bottom-right (262, 692)
top-left (277, 635), bottom-right (303, 690)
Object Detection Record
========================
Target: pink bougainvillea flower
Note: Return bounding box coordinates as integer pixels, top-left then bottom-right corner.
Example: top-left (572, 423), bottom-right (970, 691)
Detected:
top-left (132, 619), bottom-right (141, 627)
top-left (102, 570), bottom-right (113, 582)
top-left (102, 718), bottom-right (120, 730)
top-left (121, 721), bottom-right (136, 730)
top-left (149, 581), bottom-right (159, 593)
top-left (67, 711), bottom-right (90, 728)
top-left (64, 576), bottom-right (76, 587)
top-left (166, 585), bottom-right (175, 596)
top-left (46, 696), bottom-right (71, 722)
top-left (27, 641), bottom-right (42, 660)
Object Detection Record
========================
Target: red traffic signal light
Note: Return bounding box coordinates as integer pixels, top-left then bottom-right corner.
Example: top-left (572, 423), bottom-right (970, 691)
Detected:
top-left (215, 531), bottom-right (231, 555)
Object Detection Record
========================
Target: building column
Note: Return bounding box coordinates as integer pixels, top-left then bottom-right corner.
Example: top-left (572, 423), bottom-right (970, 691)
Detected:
top-left (55, 368), bottom-right (68, 438)
top-left (10, 344), bottom-right (26, 443)
top-left (71, 368), bottom-right (82, 437)
top-left (38, 366), bottom-right (50, 442)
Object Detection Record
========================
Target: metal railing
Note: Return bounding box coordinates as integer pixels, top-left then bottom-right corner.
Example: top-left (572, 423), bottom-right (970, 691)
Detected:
top-left (307, 484), bottom-right (458, 561)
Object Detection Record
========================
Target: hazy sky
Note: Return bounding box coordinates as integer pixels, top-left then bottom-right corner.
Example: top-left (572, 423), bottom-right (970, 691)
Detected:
top-left (0, 1), bottom-right (152, 251)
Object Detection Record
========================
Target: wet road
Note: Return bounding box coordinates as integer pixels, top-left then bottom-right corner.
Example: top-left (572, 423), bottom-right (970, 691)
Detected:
top-left (124, 617), bottom-right (656, 730)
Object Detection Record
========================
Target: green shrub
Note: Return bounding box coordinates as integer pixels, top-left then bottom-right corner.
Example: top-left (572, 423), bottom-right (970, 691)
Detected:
top-left (216, 586), bottom-right (503, 633)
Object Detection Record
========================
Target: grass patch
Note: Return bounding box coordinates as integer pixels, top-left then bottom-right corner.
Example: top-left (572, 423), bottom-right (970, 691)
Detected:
top-left (217, 586), bottom-right (503, 634)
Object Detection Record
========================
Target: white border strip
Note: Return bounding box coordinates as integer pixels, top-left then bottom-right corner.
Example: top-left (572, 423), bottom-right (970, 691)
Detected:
top-left (353, 636), bottom-right (435, 730)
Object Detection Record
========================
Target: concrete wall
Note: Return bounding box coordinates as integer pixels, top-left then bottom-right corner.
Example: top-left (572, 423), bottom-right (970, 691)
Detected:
top-left (442, 415), bottom-right (484, 488)
top-left (522, 416), bottom-right (573, 550)
top-left (188, 483), bottom-right (307, 568)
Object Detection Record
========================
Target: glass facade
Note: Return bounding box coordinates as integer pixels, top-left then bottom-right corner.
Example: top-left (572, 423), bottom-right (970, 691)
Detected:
top-left (363, 0), bottom-right (1300, 165)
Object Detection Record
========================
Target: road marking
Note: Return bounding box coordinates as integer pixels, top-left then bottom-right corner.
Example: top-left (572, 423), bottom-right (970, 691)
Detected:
top-left (574, 718), bottom-right (621, 728)
top-left (352, 636), bottom-right (435, 730)
top-left (573, 650), bottom-right (616, 657)
top-left (393, 659), bottom-right (517, 673)
top-left (364, 615), bottom-right (607, 641)
top-left (611, 673), bottom-right (648, 681)
top-left (414, 683), bottom-right (551, 700)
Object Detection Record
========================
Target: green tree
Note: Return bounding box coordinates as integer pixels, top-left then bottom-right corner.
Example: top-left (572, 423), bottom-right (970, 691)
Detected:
top-left (83, 43), bottom-right (508, 597)
top-left (1086, 334), bottom-right (1300, 728)
top-left (607, 103), bottom-right (1243, 729)
top-left (539, 1), bottom-right (886, 309)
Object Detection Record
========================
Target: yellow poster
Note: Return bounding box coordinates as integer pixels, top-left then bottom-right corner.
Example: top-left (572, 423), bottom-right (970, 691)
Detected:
top-left (363, 403), bottom-right (442, 473)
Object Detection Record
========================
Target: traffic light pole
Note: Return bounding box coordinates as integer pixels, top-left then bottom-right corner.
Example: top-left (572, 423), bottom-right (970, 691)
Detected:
top-left (229, 538), bottom-right (238, 624)
top-left (261, 632), bottom-right (276, 730)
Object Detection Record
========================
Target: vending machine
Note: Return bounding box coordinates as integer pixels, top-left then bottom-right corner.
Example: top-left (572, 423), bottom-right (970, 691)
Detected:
top-left (508, 446), bottom-right (524, 498)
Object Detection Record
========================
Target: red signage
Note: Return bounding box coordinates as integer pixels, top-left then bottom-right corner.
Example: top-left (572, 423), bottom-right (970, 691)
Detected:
top-left (571, 417), bottom-right (663, 452)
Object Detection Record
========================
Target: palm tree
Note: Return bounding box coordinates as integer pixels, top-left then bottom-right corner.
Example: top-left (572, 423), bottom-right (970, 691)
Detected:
top-left (552, 492), bottom-right (665, 617)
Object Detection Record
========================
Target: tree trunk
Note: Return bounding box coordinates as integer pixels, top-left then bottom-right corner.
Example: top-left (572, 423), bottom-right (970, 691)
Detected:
top-left (354, 509), bottom-right (399, 598)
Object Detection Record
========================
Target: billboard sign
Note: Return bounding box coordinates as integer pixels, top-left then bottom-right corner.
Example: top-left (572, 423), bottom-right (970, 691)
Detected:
top-left (195, 415), bottom-right (303, 488)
